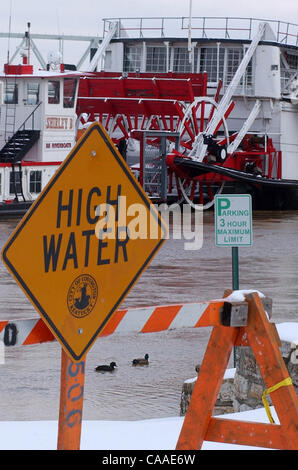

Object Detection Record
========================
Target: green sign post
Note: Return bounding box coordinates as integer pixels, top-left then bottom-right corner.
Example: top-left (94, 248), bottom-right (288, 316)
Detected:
top-left (215, 194), bottom-right (253, 366)
top-left (215, 193), bottom-right (253, 288)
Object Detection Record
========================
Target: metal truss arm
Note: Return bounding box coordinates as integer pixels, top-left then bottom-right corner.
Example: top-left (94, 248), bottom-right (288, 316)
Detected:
top-left (86, 21), bottom-right (118, 72)
top-left (191, 22), bottom-right (266, 162)
top-left (76, 38), bottom-right (100, 70)
top-left (9, 37), bottom-right (26, 64)
top-left (29, 38), bottom-right (47, 69)
top-left (227, 99), bottom-right (261, 155)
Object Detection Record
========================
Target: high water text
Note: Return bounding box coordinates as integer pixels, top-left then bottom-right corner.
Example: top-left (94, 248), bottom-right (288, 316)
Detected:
top-left (42, 185), bottom-right (130, 273)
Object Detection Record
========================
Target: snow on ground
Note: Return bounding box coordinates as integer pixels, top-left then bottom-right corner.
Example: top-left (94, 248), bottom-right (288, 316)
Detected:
top-left (0, 406), bottom-right (279, 450)
top-left (1, 319), bottom-right (296, 451)
top-left (276, 322), bottom-right (298, 343)
top-left (184, 367), bottom-right (236, 385)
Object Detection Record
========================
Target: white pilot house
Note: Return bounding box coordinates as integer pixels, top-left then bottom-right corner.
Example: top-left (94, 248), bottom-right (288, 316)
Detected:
top-left (0, 59), bottom-right (80, 213)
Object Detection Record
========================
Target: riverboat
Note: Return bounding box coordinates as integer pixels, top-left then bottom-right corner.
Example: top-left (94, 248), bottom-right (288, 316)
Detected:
top-left (0, 17), bottom-right (298, 213)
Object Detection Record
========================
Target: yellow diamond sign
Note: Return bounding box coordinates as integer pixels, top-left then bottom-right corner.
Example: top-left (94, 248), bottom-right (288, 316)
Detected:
top-left (1, 122), bottom-right (167, 361)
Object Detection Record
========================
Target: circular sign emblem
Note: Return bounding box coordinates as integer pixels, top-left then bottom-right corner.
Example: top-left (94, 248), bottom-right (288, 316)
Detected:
top-left (67, 274), bottom-right (98, 318)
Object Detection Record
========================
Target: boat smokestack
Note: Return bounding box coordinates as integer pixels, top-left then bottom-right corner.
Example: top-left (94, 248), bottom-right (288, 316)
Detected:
top-left (25, 22), bottom-right (31, 65)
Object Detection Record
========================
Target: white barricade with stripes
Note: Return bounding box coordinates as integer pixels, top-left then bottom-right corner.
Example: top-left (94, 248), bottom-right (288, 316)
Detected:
top-left (0, 301), bottom-right (215, 347)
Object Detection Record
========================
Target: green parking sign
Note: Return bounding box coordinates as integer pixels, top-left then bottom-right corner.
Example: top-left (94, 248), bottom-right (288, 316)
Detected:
top-left (215, 194), bottom-right (253, 247)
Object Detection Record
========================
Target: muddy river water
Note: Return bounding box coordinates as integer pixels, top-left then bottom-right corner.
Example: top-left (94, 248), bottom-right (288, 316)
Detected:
top-left (0, 210), bottom-right (297, 421)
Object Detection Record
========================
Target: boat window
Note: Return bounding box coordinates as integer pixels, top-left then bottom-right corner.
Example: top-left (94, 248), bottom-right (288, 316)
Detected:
top-left (281, 51), bottom-right (298, 91)
top-left (123, 45), bottom-right (142, 72)
top-left (146, 46), bottom-right (167, 72)
top-left (9, 171), bottom-right (22, 194)
top-left (199, 47), bottom-right (225, 82)
top-left (63, 78), bottom-right (77, 108)
top-left (27, 82), bottom-right (40, 105)
top-left (29, 170), bottom-right (42, 193)
top-left (4, 82), bottom-right (18, 104)
top-left (226, 47), bottom-right (252, 88)
top-left (172, 47), bottom-right (193, 73)
top-left (284, 51), bottom-right (298, 69)
top-left (48, 80), bottom-right (60, 104)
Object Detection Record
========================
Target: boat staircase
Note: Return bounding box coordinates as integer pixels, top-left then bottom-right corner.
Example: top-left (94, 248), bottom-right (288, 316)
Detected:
top-left (0, 129), bottom-right (40, 164)
top-left (0, 102), bottom-right (41, 201)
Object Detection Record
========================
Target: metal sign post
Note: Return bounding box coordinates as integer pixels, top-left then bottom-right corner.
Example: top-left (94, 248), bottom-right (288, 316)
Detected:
top-left (232, 246), bottom-right (239, 291)
top-left (215, 192), bottom-right (252, 287)
top-left (215, 194), bottom-right (253, 366)
top-left (57, 349), bottom-right (86, 450)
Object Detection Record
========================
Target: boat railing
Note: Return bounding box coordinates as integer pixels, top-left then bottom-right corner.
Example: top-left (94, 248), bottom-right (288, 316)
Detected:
top-left (5, 101), bottom-right (42, 148)
top-left (16, 101), bottom-right (42, 133)
top-left (103, 16), bottom-right (298, 47)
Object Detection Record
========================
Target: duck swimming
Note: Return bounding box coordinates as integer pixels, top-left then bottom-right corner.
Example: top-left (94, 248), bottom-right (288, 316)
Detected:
top-left (95, 362), bottom-right (117, 372)
top-left (132, 354), bottom-right (149, 366)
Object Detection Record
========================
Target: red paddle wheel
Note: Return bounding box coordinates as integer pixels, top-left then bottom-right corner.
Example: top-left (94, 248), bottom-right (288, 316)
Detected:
top-left (76, 71), bottom-right (281, 209)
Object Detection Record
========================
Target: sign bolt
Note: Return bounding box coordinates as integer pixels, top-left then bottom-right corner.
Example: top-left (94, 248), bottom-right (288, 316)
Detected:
top-left (78, 328), bottom-right (83, 335)
top-left (91, 150), bottom-right (96, 157)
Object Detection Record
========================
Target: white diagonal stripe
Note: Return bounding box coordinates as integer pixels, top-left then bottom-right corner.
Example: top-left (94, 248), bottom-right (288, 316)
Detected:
top-left (15, 319), bottom-right (40, 345)
top-left (115, 307), bottom-right (156, 333)
top-left (168, 303), bottom-right (208, 329)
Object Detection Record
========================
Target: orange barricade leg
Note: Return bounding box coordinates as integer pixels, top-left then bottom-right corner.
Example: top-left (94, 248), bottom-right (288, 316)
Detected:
top-left (176, 326), bottom-right (239, 450)
top-left (245, 293), bottom-right (298, 449)
top-left (176, 292), bottom-right (298, 450)
top-left (57, 349), bottom-right (86, 450)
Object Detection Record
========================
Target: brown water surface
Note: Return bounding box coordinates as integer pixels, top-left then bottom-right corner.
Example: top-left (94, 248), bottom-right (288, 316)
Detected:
top-left (0, 211), bottom-right (297, 420)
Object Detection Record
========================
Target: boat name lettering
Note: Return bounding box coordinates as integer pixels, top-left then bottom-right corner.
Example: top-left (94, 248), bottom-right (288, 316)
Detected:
top-left (46, 116), bottom-right (74, 130)
top-left (45, 142), bottom-right (72, 150)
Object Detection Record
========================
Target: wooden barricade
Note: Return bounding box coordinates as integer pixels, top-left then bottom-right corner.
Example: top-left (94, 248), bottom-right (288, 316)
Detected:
top-left (176, 292), bottom-right (298, 450)
top-left (0, 300), bottom-right (244, 347)
top-left (1, 291), bottom-right (297, 450)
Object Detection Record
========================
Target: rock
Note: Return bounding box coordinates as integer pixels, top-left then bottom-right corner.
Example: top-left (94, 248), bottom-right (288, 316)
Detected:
top-left (180, 369), bottom-right (236, 416)
top-left (180, 324), bottom-right (298, 416)
top-left (232, 337), bottom-right (298, 412)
